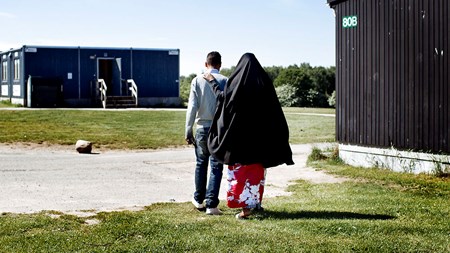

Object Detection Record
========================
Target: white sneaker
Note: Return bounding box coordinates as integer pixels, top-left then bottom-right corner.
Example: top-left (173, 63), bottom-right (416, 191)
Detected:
top-left (191, 198), bottom-right (204, 209)
top-left (206, 207), bottom-right (223, 215)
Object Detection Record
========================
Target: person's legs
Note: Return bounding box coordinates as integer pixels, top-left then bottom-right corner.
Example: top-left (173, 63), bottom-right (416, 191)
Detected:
top-left (205, 155), bottom-right (223, 208)
top-left (230, 164), bottom-right (265, 219)
top-left (254, 168), bottom-right (267, 212)
top-left (193, 128), bottom-right (209, 206)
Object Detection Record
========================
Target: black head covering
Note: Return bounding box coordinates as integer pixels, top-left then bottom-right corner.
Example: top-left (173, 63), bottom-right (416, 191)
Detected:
top-left (208, 53), bottom-right (294, 168)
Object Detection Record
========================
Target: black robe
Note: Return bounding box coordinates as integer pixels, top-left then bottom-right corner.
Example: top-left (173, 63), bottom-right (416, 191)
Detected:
top-left (207, 53), bottom-right (294, 168)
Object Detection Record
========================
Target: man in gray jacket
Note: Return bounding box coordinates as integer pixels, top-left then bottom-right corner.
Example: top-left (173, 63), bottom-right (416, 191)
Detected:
top-left (185, 51), bottom-right (228, 215)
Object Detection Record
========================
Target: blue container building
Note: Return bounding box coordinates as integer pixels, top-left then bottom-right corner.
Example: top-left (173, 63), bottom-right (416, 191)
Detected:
top-left (0, 45), bottom-right (180, 108)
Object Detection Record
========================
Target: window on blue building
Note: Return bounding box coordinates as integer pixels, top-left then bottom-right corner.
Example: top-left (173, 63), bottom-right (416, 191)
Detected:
top-left (14, 58), bottom-right (20, 80)
top-left (1, 60), bottom-right (7, 82)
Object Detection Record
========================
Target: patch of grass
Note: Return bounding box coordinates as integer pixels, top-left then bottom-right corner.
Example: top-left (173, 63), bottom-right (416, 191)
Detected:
top-left (0, 100), bottom-right (22, 108)
top-left (0, 110), bottom-right (185, 149)
top-left (308, 148), bottom-right (450, 198)
top-left (307, 146), bottom-right (328, 162)
top-left (0, 108), bottom-right (335, 148)
top-left (1, 172), bottom-right (449, 252)
top-left (282, 107), bottom-right (335, 114)
top-left (284, 114), bottom-right (335, 143)
top-left (282, 108), bottom-right (335, 144)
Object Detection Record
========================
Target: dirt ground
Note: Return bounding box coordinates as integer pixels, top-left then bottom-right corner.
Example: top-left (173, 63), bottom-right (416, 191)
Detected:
top-left (0, 143), bottom-right (345, 216)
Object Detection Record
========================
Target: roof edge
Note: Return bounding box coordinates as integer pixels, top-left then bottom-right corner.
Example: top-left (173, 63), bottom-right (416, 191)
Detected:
top-left (1, 45), bottom-right (180, 54)
top-left (327, 0), bottom-right (348, 7)
top-left (23, 45), bottom-right (179, 52)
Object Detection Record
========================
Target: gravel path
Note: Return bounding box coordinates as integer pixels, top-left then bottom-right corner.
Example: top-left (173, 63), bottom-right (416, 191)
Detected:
top-left (0, 143), bottom-right (345, 215)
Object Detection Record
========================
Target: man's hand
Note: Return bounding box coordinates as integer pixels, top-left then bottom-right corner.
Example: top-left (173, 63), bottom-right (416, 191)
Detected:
top-left (203, 73), bottom-right (215, 82)
top-left (186, 137), bottom-right (195, 145)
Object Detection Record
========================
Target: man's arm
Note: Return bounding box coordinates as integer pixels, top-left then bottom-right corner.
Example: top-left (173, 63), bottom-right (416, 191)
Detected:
top-left (203, 73), bottom-right (222, 96)
top-left (185, 78), bottom-right (198, 144)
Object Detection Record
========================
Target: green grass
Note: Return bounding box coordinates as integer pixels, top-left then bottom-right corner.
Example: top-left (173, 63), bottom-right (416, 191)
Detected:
top-left (0, 108), bottom-right (335, 148)
top-left (1, 164), bottom-right (448, 252)
top-left (0, 110), bottom-right (185, 149)
top-left (285, 113), bottom-right (335, 144)
top-left (0, 100), bottom-right (22, 108)
top-left (282, 107), bottom-right (335, 114)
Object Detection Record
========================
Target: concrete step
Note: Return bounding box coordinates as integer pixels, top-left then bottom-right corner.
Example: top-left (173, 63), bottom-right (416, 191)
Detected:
top-left (106, 96), bottom-right (137, 108)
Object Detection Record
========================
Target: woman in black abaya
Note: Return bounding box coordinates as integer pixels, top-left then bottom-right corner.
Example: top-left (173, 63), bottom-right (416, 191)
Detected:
top-left (204, 53), bottom-right (294, 219)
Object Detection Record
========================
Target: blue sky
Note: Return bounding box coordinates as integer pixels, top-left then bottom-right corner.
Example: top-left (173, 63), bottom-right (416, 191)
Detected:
top-left (0, 0), bottom-right (335, 75)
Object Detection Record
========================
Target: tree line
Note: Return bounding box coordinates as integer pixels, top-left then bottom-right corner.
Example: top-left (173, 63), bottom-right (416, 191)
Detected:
top-left (179, 63), bottom-right (336, 108)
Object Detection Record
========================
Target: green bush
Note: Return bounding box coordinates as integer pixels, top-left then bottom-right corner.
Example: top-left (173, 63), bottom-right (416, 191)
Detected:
top-left (276, 85), bottom-right (300, 107)
top-left (328, 90), bottom-right (336, 107)
top-left (181, 64), bottom-right (335, 108)
top-left (179, 74), bottom-right (196, 106)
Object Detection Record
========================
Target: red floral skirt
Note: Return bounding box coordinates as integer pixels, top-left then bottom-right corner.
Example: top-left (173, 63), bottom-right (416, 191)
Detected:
top-left (226, 163), bottom-right (265, 209)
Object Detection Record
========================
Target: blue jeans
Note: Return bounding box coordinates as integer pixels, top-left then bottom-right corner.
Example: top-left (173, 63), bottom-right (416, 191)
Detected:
top-left (193, 127), bottom-right (223, 208)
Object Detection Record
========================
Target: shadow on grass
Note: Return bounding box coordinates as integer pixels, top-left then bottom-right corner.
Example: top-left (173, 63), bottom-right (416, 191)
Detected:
top-left (261, 210), bottom-right (395, 220)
